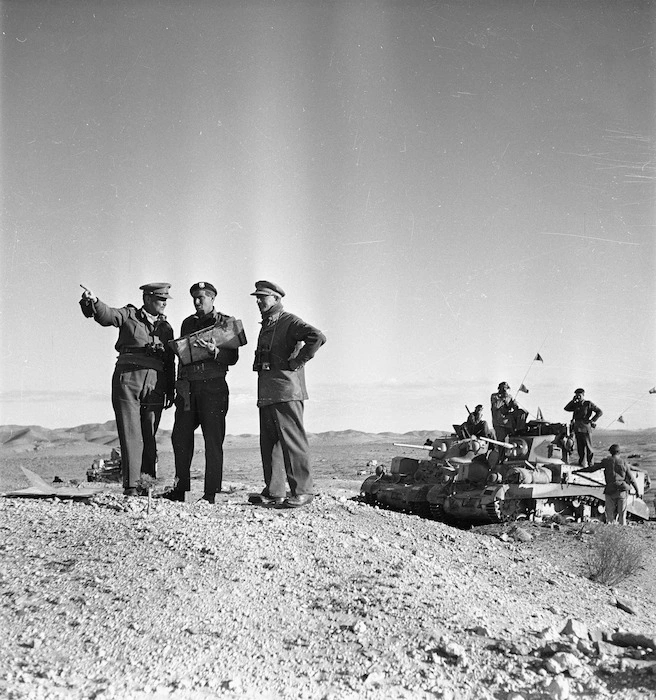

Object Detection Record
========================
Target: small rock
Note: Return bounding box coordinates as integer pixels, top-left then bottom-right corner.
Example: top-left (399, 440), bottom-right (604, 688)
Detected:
top-left (561, 619), bottom-right (588, 640)
top-left (513, 527), bottom-right (533, 543)
top-left (363, 667), bottom-right (385, 687)
top-left (544, 652), bottom-right (581, 675)
top-left (613, 597), bottom-right (638, 615)
top-left (545, 675), bottom-right (570, 699)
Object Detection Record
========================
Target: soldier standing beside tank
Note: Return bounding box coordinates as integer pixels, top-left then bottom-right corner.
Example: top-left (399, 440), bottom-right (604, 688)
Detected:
top-left (163, 282), bottom-right (239, 504)
top-left (248, 281), bottom-right (326, 508)
top-left (601, 444), bottom-right (642, 525)
top-left (564, 388), bottom-right (603, 467)
top-left (79, 283), bottom-right (175, 496)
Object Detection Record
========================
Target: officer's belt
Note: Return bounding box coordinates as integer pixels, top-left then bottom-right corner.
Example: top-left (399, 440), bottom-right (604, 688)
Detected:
top-left (120, 346), bottom-right (153, 354)
top-left (116, 354), bottom-right (164, 372)
top-left (180, 361), bottom-right (227, 381)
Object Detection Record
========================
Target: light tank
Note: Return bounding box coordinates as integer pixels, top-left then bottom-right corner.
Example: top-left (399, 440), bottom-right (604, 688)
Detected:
top-left (426, 420), bottom-right (651, 524)
top-left (360, 418), bottom-right (651, 525)
top-left (360, 431), bottom-right (489, 517)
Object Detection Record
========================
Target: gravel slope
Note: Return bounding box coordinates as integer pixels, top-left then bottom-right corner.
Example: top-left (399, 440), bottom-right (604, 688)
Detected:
top-left (1, 482), bottom-right (655, 700)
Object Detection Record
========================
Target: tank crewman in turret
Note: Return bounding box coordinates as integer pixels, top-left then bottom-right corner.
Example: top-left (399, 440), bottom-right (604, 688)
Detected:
top-left (490, 382), bottom-right (527, 463)
top-left (248, 281), bottom-right (326, 508)
top-left (163, 282), bottom-right (239, 504)
top-left (462, 405), bottom-right (496, 440)
top-left (79, 283), bottom-right (175, 496)
top-left (601, 444), bottom-right (642, 525)
top-left (563, 388), bottom-right (603, 467)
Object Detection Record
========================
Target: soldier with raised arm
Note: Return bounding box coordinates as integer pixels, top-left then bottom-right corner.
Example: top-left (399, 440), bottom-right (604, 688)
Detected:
top-left (80, 283), bottom-right (175, 495)
top-left (564, 388), bottom-right (603, 467)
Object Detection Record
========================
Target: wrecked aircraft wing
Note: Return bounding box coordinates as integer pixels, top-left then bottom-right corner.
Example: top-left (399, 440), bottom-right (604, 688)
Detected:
top-left (3, 467), bottom-right (109, 500)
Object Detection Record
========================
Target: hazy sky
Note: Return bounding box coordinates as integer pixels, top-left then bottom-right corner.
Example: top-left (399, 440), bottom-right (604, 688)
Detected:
top-left (2, 0), bottom-right (655, 434)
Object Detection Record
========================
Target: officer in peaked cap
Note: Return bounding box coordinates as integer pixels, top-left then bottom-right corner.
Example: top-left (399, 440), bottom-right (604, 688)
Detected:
top-left (248, 280), bottom-right (326, 509)
top-left (250, 280), bottom-right (286, 298)
top-left (79, 282), bottom-right (175, 495)
top-left (140, 283), bottom-right (173, 298)
top-left (163, 281), bottom-right (240, 504)
top-left (189, 281), bottom-right (217, 297)
top-left (564, 388), bottom-right (603, 467)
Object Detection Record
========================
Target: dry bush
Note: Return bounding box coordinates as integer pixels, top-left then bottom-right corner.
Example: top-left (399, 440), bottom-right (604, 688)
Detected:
top-left (585, 525), bottom-right (647, 586)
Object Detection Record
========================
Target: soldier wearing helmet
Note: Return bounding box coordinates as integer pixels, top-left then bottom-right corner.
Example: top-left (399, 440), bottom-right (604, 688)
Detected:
top-left (490, 382), bottom-right (523, 462)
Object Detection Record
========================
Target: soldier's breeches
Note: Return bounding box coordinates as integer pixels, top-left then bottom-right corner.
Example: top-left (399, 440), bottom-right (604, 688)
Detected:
top-left (171, 377), bottom-right (228, 494)
top-left (259, 401), bottom-right (313, 497)
top-left (111, 367), bottom-right (165, 489)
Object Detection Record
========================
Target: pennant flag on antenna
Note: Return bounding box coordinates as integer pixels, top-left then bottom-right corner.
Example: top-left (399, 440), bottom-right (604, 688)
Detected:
top-left (534, 353), bottom-right (543, 362)
top-left (650, 387), bottom-right (656, 394)
top-left (618, 415), bottom-right (625, 424)
top-left (519, 384), bottom-right (529, 393)
top-left (536, 407), bottom-right (544, 421)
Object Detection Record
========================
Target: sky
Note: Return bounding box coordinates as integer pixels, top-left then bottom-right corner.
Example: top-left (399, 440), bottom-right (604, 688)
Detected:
top-left (1, 0), bottom-right (655, 435)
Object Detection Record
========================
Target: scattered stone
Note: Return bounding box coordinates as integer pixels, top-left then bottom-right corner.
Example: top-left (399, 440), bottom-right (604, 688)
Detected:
top-left (614, 598), bottom-right (638, 615)
top-left (545, 675), bottom-right (570, 699)
top-left (561, 619), bottom-right (588, 640)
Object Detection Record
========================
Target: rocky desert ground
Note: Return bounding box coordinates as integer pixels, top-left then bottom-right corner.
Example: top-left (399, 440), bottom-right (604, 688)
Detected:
top-left (1, 424), bottom-right (655, 700)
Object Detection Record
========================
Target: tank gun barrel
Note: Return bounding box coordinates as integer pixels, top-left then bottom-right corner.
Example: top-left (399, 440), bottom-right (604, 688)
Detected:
top-left (393, 443), bottom-right (433, 451)
top-left (477, 436), bottom-right (516, 449)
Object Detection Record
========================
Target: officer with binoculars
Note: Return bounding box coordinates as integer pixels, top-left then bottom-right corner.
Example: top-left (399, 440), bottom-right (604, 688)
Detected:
top-left (248, 281), bottom-right (326, 509)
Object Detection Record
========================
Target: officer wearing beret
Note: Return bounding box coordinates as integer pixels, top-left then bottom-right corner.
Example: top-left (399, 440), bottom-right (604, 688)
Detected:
top-left (564, 388), bottom-right (603, 467)
top-left (248, 281), bottom-right (326, 508)
top-left (80, 283), bottom-right (175, 495)
top-left (163, 282), bottom-right (239, 504)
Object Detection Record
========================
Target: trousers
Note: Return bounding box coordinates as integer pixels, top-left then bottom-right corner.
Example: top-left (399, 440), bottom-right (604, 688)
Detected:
top-left (259, 400), bottom-right (313, 498)
top-left (111, 366), bottom-right (165, 489)
top-left (605, 492), bottom-right (628, 525)
top-left (575, 431), bottom-right (594, 466)
top-left (171, 377), bottom-right (228, 494)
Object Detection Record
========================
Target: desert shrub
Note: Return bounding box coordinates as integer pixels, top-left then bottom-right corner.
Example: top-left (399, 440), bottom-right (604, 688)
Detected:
top-left (585, 525), bottom-right (647, 586)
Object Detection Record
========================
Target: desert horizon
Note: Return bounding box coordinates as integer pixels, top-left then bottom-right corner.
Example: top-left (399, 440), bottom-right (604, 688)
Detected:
top-left (2, 419), bottom-right (656, 452)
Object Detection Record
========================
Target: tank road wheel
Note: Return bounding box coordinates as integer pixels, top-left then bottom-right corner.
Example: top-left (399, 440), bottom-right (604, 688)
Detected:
top-left (429, 502), bottom-right (445, 521)
top-left (492, 498), bottom-right (531, 523)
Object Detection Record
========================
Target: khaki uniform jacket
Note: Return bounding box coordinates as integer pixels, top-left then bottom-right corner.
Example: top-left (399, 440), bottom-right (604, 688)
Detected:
top-left (602, 455), bottom-right (639, 495)
top-left (255, 309), bottom-right (326, 407)
top-left (563, 399), bottom-right (602, 434)
top-left (93, 299), bottom-right (175, 395)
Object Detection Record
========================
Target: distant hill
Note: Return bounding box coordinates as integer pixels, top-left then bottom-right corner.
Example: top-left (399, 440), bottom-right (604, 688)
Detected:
top-left (0, 422), bottom-right (445, 453)
top-left (1, 422), bottom-right (653, 454)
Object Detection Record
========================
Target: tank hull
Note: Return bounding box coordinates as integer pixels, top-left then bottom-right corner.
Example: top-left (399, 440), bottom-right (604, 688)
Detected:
top-left (360, 422), bottom-right (651, 525)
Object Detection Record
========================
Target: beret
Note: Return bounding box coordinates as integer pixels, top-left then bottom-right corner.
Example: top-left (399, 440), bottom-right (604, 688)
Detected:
top-left (140, 283), bottom-right (172, 298)
top-left (574, 388), bottom-right (585, 394)
top-left (190, 281), bottom-right (217, 296)
top-left (250, 280), bottom-right (286, 297)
